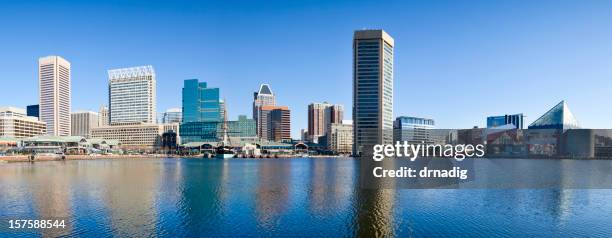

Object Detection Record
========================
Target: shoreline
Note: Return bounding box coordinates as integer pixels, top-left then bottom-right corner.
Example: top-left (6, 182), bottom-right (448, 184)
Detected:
top-left (0, 154), bottom-right (353, 163)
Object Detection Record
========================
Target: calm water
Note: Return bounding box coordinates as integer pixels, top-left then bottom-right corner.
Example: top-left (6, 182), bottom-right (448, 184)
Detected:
top-left (1, 158), bottom-right (612, 237)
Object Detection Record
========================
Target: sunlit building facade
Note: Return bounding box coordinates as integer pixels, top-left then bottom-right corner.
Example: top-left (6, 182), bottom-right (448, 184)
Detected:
top-left (353, 30), bottom-right (394, 156)
top-left (393, 116), bottom-right (435, 144)
top-left (162, 108), bottom-right (182, 123)
top-left (0, 107), bottom-right (47, 138)
top-left (39, 56), bottom-right (71, 136)
top-left (71, 111), bottom-right (99, 138)
top-left (308, 102), bottom-right (343, 143)
top-left (487, 113), bottom-right (524, 129)
top-left (108, 66), bottom-right (156, 124)
top-left (253, 84), bottom-right (275, 138)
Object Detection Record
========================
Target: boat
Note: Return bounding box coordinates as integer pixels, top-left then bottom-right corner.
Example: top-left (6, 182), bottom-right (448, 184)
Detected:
top-left (215, 146), bottom-right (235, 159)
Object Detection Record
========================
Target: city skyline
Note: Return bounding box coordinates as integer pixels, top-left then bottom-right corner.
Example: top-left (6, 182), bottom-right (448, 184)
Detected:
top-left (2, 1), bottom-right (612, 138)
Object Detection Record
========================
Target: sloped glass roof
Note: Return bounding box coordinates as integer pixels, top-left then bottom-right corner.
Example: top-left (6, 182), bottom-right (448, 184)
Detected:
top-left (258, 84), bottom-right (273, 95)
top-left (528, 101), bottom-right (580, 129)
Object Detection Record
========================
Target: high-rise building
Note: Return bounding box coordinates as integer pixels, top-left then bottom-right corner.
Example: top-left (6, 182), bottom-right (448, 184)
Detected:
top-left (162, 108), bottom-right (182, 123)
top-left (0, 106), bottom-right (47, 138)
top-left (307, 102), bottom-right (343, 143)
top-left (39, 56), bottom-right (71, 136)
top-left (99, 105), bottom-right (109, 126)
top-left (253, 84), bottom-right (275, 138)
top-left (71, 111), bottom-right (99, 138)
top-left (393, 116), bottom-right (435, 144)
top-left (179, 79), bottom-right (222, 144)
top-left (182, 79), bottom-right (221, 123)
top-left (108, 66), bottom-right (156, 124)
top-left (259, 105), bottom-right (291, 142)
top-left (26, 104), bottom-right (39, 119)
top-left (487, 114), bottom-right (524, 129)
top-left (327, 122), bottom-right (353, 154)
top-left (353, 30), bottom-right (394, 156)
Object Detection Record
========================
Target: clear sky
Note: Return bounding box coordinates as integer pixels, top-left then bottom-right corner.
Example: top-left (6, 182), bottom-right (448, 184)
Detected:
top-left (1, 0), bottom-right (612, 137)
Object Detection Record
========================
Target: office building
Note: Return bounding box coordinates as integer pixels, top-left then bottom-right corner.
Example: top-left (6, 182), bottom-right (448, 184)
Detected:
top-left (307, 102), bottom-right (343, 143)
top-left (393, 116), bottom-right (435, 144)
top-left (0, 107), bottom-right (47, 138)
top-left (39, 56), bottom-right (71, 136)
top-left (259, 105), bottom-right (291, 142)
top-left (162, 108), bottom-right (182, 123)
top-left (227, 115), bottom-right (256, 138)
top-left (71, 111), bottom-right (99, 138)
top-left (108, 66), bottom-right (156, 124)
top-left (528, 100), bottom-right (580, 130)
top-left (253, 84), bottom-right (275, 138)
top-left (179, 121), bottom-right (220, 143)
top-left (353, 30), bottom-right (394, 156)
top-left (99, 105), bottom-right (109, 126)
top-left (179, 79), bottom-right (222, 143)
top-left (91, 122), bottom-right (178, 150)
top-left (26, 104), bottom-right (39, 119)
top-left (327, 122), bottom-right (353, 154)
top-left (487, 114), bottom-right (524, 129)
top-left (182, 79), bottom-right (221, 123)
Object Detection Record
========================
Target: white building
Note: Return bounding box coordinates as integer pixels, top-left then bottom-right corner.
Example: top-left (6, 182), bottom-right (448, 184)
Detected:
top-left (162, 108), bottom-right (182, 123)
top-left (99, 105), bottom-right (109, 126)
top-left (39, 56), bottom-right (71, 136)
top-left (0, 107), bottom-right (47, 138)
top-left (71, 111), bottom-right (99, 138)
top-left (108, 66), bottom-right (156, 124)
top-left (90, 122), bottom-right (177, 150)
top-left (353, 30), bottom-right (394, 156)
top-left (327, 122), bottom-right (353, 155)
top-left (393, 116), bottom-right (436, 144)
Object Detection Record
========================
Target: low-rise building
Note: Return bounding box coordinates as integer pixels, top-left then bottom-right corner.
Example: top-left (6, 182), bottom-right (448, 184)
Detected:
top-left (0, 106), bottom-right (47, 138)
top-left (90, 122), bottom-right (178, 151)
top-left (327, 122), bottom-right (353, 154)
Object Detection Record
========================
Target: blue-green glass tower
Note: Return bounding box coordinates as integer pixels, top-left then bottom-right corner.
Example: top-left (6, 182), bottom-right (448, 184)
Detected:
top-left (182, 79), bottom-right (221, 122)
top-left (180, 79), bottom-right (222, 143)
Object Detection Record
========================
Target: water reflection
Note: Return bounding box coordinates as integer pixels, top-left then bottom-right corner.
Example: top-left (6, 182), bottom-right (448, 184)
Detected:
top-left (255, 160), bottom-right (291, 228)
top-left (0, 158), bottom-right (611, 237)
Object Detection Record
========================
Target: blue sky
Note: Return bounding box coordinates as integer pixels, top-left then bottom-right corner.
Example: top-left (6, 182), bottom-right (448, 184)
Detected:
top-left (1, 0), bottom-right (612, 137)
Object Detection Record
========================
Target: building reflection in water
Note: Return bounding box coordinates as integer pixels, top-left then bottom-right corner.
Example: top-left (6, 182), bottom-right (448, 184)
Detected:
top-left (99, 160), bottom-right (160, 237)
top-left (255, 160), bottom-right (291, 228)
top-left (353, 157), bottom-right (396, 237)
top-left (29, 162), bottom-right (74, 237)
top-left (177, 159), bottom-right (224, 236)
top-left (307, 159), bottom-right (354, 215)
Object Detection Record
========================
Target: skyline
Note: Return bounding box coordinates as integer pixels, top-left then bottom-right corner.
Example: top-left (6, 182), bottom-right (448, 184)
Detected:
top-left (2, 1), bottom-right (612, 138)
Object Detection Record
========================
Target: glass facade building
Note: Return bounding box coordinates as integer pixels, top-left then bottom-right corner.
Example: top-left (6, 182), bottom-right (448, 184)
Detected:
top-left (180, 115), bottom-right (256, 143)
top-left (353, 30), bottom-right (394, 156)
top-left (180, 121), bottom-right (220, 143)
top-left (26, 104), bottom-right (39, 119)
top-left (180, 79), bottom-right (223, 143)
top-left (393, 116), bottom-right (435, 144)
top-left (227, 115), bottom-right (256, 138)
top-left (182, 79), bottom-right (221, 123)
top-left (487, 113), bottom-right (524, 129)
top-left (528, 101), bottom-right (579, 130)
